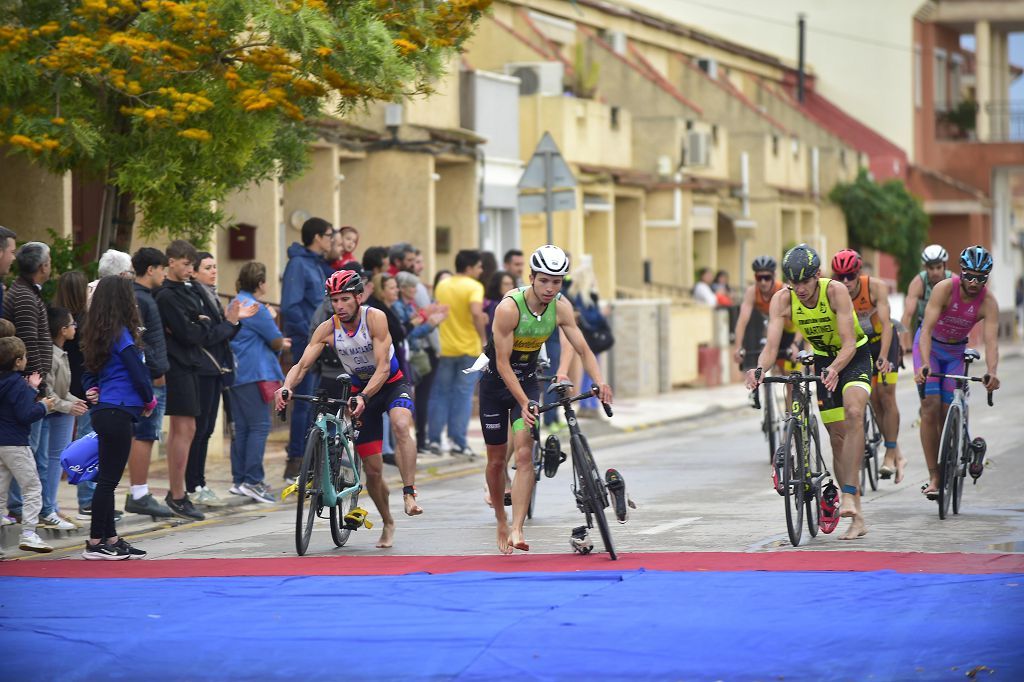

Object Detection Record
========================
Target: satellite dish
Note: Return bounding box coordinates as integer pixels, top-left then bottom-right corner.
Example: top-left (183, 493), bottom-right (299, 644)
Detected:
top-left (289, 209), bottom-right (310, 230)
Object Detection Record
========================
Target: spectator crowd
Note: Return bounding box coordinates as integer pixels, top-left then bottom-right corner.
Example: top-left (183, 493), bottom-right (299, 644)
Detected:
top-left (0, 219), bottom-right (612, 559)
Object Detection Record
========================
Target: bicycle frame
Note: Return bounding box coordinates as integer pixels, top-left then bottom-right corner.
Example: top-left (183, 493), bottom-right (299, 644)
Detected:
top-left (310, 403), bottom-right (361, 508)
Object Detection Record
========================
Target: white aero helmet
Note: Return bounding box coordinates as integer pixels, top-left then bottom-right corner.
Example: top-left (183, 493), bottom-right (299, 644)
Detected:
top-left (921, 244), bottom-right (948, 264)
top-left (530, 244), bottom-right (570, 276)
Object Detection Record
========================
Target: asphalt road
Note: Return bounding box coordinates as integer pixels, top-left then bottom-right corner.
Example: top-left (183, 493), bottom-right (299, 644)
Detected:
top-left (30, 354), bottom-right (1024, 561)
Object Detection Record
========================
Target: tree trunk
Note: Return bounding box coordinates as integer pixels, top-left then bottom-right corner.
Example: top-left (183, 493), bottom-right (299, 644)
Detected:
top-left (96, 177), bottom-right (134, 257)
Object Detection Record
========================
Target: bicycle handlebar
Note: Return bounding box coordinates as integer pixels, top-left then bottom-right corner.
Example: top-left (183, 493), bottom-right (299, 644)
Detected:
top-left (922, 370), bottom-right (995, 406)
top-left (750, 367), bottom-right (825, 410)
top-left (530, 384), bottom-right (613, 417)
top-left (277, 389), bottom-right (359, 421)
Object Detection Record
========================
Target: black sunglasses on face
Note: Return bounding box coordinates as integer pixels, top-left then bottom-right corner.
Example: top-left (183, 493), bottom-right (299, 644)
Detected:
top-left (961, 272), bottom-right (988, 284)
top-left (834, 272), bottom-right (859, 282)
top-left (755, 274), bottom-right (774, 282)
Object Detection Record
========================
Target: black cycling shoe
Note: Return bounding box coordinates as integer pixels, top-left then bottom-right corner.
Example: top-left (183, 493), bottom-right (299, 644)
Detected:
top-left (968, 437), bottom-right (987, 480)
top-left (605, 469), bottom-right (630, 523)
top-left (543, 435), bottom-right (566, 478)
top-left (570, 525), bottom-right (593, 554)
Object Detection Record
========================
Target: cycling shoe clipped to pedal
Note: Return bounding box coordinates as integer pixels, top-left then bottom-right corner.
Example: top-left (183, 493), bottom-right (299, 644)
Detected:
top-left (570, 525), bottom-right (593, 554)
top-left (343, 507), bottom-right (374, 530)
top-left (819, 482), bottom-right (840, 534)
top-left (543, 435), bottom-right (566, 478)
top-left (968, 437), bottom-right (987, 481)
top-left (605, 468), bottom-right (634, 524)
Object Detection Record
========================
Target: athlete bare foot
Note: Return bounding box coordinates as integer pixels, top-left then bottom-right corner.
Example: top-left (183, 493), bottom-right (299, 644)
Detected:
top-left (894, 454), bottom-right (908, 485)
top-left (496, 521), bottom-right (513, 555)
top-left (509, 528), bottom-right (530, 552)
top-left (839, 494), bottom-right (858, 518)
top-left (839, 514), bottom-right (867, 540)
top-left (404, 493), bottom-right (423, 516)
top-left (376, 522), bottom-right (395, 548)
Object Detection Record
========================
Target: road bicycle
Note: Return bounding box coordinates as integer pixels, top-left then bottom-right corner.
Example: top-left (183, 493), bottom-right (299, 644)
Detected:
top-left (532, 381), bottom-right (622, 560)
top-left (740, 337), bottom-right (788, 464)
top-left (925, 348), bottom-right (994, 520)
top-left (861, 400), bottom-right (882, 492)
top-left (753, 351), bottom-right (833, 547)
top-left (278, 375), bottom-right (369, 556)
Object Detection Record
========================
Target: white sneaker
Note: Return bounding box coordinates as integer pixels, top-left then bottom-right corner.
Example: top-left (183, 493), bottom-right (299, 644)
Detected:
top-left (239, 482), bottom-right (276, 504)
top-left (228, 485), bottom-right (244, 496)
top-left (19, 532), bottom-right (54, 553)
top-left (40, 512), bottom-right (76, 531)
top-left (200, 487), bottom-right (228, 507)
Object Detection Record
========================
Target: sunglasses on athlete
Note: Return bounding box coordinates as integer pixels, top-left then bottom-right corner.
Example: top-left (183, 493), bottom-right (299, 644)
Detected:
top-left (755, 274), bottom-right (774, 282)
top-left (833, 272), bottom-right (859, 282)
top-left (961, 272), bottom-right (988, 284)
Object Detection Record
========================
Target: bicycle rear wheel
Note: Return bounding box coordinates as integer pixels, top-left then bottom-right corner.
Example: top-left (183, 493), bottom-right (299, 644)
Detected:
top-left (573, 434), bottom-right (616, 560)
top-left (937, 405), bottom-right (962, 520)
top-left (861, 404), bottom-right (880, 492)
top-left (296, 431), bottom-right (323, 555)
top-left (805, 416), bottom-right (823, 538)
top-left (330, 445), bottom-right (361, 547)
top-left (782, 419), bottom-right (805, 547)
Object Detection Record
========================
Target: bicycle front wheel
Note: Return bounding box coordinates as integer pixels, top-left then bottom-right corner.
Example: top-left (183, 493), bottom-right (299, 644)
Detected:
top-left (782, 419), bottom-right (805, 547)
top-left (763, 382), bottom-right (777, 463)
top-left (296, 431), bottom-right (323, 555)
top-left (805, 416), bottom-right (823, 538)
top-left (862, 403), bottom-right (880, 492)
top-left (573, 434), bottom-right (616, 560)
top-left (937, 404), bottom-right (962, 520)
top-left (330, 446), bottom-right (361, 547)
top-left (527, 442), bottom-right (541, 520)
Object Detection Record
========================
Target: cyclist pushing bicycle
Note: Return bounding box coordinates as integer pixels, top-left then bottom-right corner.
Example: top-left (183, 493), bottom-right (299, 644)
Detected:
top-left (746, 244), bottom-right (872, 541)
top-left (275, 269), bottom-right (420, 549)
top-left (480, 244), bottom-right (614, 555)
top-left (914, 245), bottom-right (1001, 500)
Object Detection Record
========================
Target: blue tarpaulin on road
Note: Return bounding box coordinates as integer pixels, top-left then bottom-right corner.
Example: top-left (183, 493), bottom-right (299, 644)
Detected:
top-left (2, 569), bottom-right (1022, 681)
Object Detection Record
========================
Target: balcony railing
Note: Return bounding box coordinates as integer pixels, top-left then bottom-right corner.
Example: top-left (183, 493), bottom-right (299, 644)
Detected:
top-left (983, 101), bottom-right (1024, 142)
top-left (935, 100), bottom-right (1024, 142)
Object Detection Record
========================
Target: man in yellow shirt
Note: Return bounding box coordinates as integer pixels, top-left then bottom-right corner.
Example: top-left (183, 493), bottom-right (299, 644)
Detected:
top-left (428, 250), bottom-right (487, 456)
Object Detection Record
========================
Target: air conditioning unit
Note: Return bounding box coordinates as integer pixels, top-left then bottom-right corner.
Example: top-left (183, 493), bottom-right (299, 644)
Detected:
top-left (608, 30), bottom-right (627, 55)
top-left (686, 130), bottom-right (710, 167)
top-left (505, 62), bottom-right (565, 96)
top-left (697, 57), bottom-right (718, 80)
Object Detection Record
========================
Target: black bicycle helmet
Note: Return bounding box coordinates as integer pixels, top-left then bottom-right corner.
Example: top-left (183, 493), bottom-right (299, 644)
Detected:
top-left (751, 255), bottom-right (777, 273)
top-left (781, 244), bottom-right (821, 282)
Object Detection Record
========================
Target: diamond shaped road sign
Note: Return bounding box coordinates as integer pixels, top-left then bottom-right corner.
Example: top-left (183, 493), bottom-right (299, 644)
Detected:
top-left (518, 132), bottom-right (577, 191)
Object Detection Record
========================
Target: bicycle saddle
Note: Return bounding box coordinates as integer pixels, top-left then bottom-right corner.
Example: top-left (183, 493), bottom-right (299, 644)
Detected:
top-left (964, 348), bottom-right (981, 362)
top-left (333, 373), bottom-right (353, 385)
top-left (547, 379), bottom-right (574, 394)
top-left (797, 350), bottom-right (815, 366)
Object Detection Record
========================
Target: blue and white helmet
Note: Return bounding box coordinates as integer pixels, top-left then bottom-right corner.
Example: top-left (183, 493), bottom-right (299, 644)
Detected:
top-left (530, 245), bottom-right (570, 276)
top-left (959, 245), bottom-right (993, 273)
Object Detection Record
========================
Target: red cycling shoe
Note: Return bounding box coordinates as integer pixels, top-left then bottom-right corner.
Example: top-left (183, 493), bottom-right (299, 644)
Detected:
top-left (819, 482), bottom-right (841, 534)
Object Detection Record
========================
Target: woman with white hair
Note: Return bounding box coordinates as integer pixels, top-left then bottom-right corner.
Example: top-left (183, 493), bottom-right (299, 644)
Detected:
top-left (86, 249), bottom-right (134, 307)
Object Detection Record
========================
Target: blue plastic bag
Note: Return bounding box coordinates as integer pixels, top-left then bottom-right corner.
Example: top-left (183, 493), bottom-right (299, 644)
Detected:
top-left (61, 432), bottom-right (100, 484)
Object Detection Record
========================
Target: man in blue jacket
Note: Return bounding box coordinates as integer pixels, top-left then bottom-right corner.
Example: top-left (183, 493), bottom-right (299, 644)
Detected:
top-left (280, 217), bottom-right (334, 482)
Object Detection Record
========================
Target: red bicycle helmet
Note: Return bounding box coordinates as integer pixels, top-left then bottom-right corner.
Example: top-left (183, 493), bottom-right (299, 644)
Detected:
top-left (325, 269), bottom-right (364, 296)
top-left (831, 248), bottom-right (863, 276)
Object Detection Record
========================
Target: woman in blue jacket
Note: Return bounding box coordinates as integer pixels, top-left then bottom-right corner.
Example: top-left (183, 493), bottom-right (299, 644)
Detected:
top-left (80, 276), bottom-right (156, 560)
top-left (228, 262), bottom-right (289, 504)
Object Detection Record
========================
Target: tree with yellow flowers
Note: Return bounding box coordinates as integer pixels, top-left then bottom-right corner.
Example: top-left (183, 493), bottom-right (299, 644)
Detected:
top-left (0, 0), bottom-right (491, 251)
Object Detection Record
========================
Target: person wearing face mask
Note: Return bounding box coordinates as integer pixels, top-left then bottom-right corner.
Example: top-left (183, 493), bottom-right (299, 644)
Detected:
top-left (186, 251), bottom-right (235, 508)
